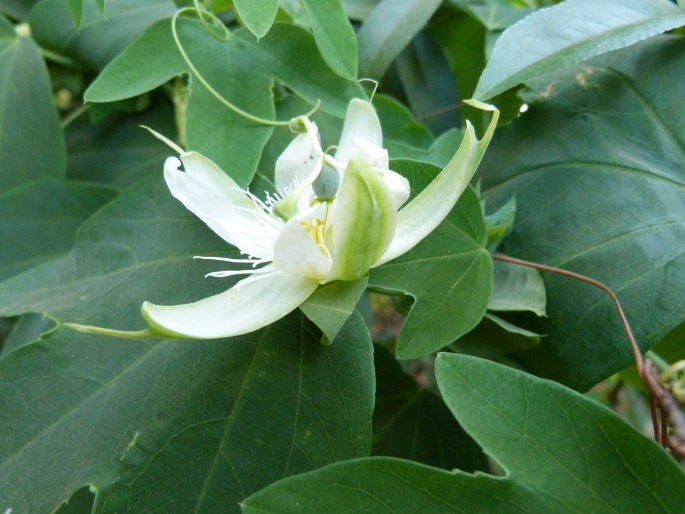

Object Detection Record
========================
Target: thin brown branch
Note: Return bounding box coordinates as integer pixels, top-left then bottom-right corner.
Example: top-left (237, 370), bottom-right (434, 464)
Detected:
top-left (415, 102), bottom-right (464, 120)
top-left (491, 253), bottom-right (685, 453)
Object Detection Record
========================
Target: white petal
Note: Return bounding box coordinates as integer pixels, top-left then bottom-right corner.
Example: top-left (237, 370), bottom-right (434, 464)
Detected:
top-left (328, 158), bottom-right (397, 282)
top-left (272, 203), bottom-right (331, 280)
top-left (380, 168), bottom-right (410, 210)
top-left (334, 99), bottom-right (383, 164)
top-left (275, 120), bottom-right (324, 197)
top-left (346, 139), bottom-right (389, 169)
top-left (142, 267), bottom-right (319, 339)
top-left (375, 101), bottom-right (499, 266)
top-left (165, 153), bottom-right (281, 259)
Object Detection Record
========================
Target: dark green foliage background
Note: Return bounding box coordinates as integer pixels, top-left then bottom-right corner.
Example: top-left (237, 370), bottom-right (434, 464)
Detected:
top-left (1, 0), bottom-right (685, 512)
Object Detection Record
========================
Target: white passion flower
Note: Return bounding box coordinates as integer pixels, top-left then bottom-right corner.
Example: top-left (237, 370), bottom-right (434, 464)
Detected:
top-left (144, 98), bottom-right (410, 338)
top-left (68, 98), bottom-right (498, 340)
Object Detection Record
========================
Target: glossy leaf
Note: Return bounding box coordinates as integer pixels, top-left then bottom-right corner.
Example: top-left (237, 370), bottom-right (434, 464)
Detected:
top-left (1, 32), bottom-right (66, 188)
top-left (301, 0), bottom-right (358, 80)
top-left (29, 0), bottom-right (176, 70)
top-left (474, 0), bottom-right (685, 100)
top-left (0, 175), bottom-right (375, 513)
top-left (481, 35), bottom-right (685, 389)
top-left (357, 0), bottom-right (441, 78)
top-left (241, 354), bottom-right (685, 513)
top-left (233, 0), bottom-right (279, 38)
top-left (370, 161), bottom-right (492, 359)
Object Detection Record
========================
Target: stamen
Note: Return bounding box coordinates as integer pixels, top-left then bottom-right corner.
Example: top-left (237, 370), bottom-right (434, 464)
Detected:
top-left (193, 255), bottom-right (270, 267)
top-left (232, 267), bottom-right (276, 290)
top-left (204, 266), bottom-right (274, 278)
top-left (317, 243), bottom-right (331, 259)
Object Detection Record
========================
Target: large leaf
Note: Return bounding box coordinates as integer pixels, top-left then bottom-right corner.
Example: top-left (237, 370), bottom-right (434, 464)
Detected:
top-left (1, 31), bottom-right (66, 189)
top-left (85, 18), bottom-right (363, 186)
top-left (436, 354), bottom-right (685, 512)
top-left (0, 174), bottom-right (375, 513)
top-left (357, 0), bottom-right (442, 78)
top-left (301, 0), bottom-right (358, 80)
top-left (481, 35), bottom-right (685, 389)
top-left (29, 0), bottom-right (176, 70)
top-left (369, 161), bottom-right (492, 359)
top-left (474, 0), bottom-right (685, 100)
top-left (0, 179), bottom-right (116, 281)
top-left (241, 354), bottom-right (685, 513)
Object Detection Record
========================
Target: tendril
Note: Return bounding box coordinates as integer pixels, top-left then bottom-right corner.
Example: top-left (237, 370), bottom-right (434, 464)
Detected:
top-left (171, 8), bottom-right (320, 127)
top-left (358, 77), bottom-right (379, 101)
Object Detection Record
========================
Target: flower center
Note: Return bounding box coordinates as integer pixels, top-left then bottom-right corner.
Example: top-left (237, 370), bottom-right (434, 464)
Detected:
top-left (301, 199), bottom-right (333, 257)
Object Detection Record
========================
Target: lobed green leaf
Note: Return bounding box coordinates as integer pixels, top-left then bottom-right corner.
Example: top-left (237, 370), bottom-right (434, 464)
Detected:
top-left (370, 161), bottom-right (492, 359)
top-left (242, 354), bottom-right (685, 512)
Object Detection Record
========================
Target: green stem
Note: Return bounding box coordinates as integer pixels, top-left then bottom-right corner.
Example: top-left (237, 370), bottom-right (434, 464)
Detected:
top-left (38, 46), bottom-right (79, 68)
top-left (645, 351), bottom-right (670, 373)
top-left (60, 104), bottom-right (90, 128)
top-left (63, 323), bottom-right (157, 339)
top-left (171, 77), bottom-right (189, 147)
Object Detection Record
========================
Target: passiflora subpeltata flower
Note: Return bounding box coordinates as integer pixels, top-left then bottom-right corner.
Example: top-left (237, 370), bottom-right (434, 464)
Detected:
top-left (67, 98), bottom-right (498, 340)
